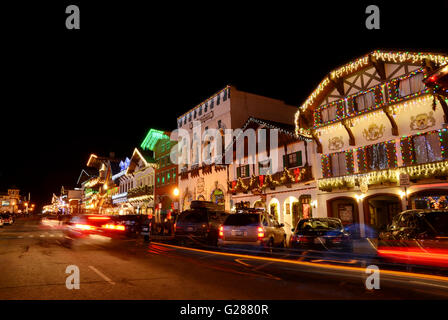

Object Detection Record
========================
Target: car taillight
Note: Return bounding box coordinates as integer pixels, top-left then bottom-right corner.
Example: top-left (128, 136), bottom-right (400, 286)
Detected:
top-left (102, 224), bottom-right (125, 231)
top-left (88, 216), bottom-right (111, 221)
top-left (298, 235), bottom-right (312, 243)
top-left (257, 227), bottom-right (264, 239)
top-left (74, 224), bottom-right (95, 230)
top-left (219, 226), bottom-right (224, 238)
top-left (331, 236), bottom-right (343, 243)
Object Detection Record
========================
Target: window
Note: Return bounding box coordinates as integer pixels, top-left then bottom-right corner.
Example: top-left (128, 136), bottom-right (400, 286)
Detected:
top-left (167, 172), bottom-right (171, 182)
top-left (217, 94), bottom-right (221, 105)
top-left (204, 102), bottom-right (208, 112)
top-left (237, 164), bottom-right (250, 178)
top-left (223, 89), bottom-right (228, 101)
top-left (320, 105), bottom-right (337, 123)
top-left (162, 174), bottom-right (165, 185)
top-left (413, 132), bottom-right (443, 164)
top-left (194, 110), bottom-right (197, 119)
top-left (210, 99), bottom-right (214, 109)
top-left (330, 152), bottom-right (348, 177)
top-left (199, 106), bottom-right (202, 116)
top-left (399, 72), bottom-right (425, 97)
top-left (283, 151), bottom-right (302, 168)
top-left (161, 143), bottom-right (165, 153)
top-left (218, 120), bottom-right (222, 128)
top-left (355, 90), bottom-right (375, 111)
top-left (173, 169), bottom-right (176, 181)
top-left (357, 141), bottom-right (397, 173)
top-left (157, 174), bottom-right (160, 185)
top-left (183, 117), bottom-right (186, 125)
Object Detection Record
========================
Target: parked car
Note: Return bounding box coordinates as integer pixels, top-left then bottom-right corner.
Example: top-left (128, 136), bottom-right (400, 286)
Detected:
top-left (0, 216), bottom-right (4, 227)
top-left (289, 218), bottom-right (352, 252)
top-left (378, 209), bottom-right (448, 267)
top-left (1, 213), bottom-right (14, 225)
top-left (175, 208), bottom-right (229, 246)
top-left (379, 209), bottom-right (448, 241)
top-left (217, 212), bottom-right (286, 250)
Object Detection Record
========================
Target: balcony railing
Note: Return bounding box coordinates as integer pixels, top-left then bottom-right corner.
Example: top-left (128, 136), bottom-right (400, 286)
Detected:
top-left (127, 185), bottom-right (154, 199)
top-left (313, 70), bottom-right (428, 128)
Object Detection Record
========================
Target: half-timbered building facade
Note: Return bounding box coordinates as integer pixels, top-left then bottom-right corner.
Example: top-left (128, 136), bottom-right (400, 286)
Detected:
top-left (295, 50), bottom-right (448, 236)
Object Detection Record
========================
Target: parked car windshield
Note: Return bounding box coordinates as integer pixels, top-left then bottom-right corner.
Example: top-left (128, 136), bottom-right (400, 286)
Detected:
top-left (223, 214), bottom-right (259, 226)
top-left (178, 210), bottom-right (208, 223)
top-left (297, 218), bottom-right (342, 231)
top-left (423, 211), bottom-right (448, 236)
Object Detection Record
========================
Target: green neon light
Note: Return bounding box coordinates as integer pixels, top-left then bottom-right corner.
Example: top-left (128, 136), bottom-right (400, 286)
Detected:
top-left (140, 129), bottom-right (169, 151)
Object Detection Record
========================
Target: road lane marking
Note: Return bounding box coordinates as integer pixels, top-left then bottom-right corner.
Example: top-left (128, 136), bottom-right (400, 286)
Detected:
top-left (88, 266), bottom-right (115, 285)
top-left (153, 242), bottom-right (448, 284)
top-left (235, 258), bottom-right (252, 267)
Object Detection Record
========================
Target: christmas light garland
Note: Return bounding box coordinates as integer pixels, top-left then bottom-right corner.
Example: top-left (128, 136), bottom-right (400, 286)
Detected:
top-left (295, 50), bottom-right (448, 137)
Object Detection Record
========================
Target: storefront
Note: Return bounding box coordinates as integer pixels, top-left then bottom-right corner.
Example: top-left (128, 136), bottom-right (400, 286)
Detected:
top-left (409, 189), bottom-right (448, 209)
top-left (363, 194), bottom-right (401, 231)
top-left (327, 197), bottom-right (358, 226)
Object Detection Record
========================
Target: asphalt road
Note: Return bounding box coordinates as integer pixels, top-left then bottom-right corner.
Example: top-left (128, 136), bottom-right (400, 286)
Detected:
top-left (1, 217), bottom-right (448, 300)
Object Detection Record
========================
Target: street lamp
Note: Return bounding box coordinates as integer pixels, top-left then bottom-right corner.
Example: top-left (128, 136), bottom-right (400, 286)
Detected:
top-left (173, 187), bottom-right (179, 197)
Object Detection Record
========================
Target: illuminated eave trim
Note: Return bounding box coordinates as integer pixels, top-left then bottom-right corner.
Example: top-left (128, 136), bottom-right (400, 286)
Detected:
top-left (87, 154), bottom-right (98, 167)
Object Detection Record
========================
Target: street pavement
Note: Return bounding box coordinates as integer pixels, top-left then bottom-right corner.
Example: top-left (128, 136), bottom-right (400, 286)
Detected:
top-left (1, 217), bottom-right (448, 300)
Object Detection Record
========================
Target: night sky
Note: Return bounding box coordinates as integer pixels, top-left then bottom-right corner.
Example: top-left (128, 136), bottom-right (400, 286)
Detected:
top-left (1, 1), bottom-right (447, 209)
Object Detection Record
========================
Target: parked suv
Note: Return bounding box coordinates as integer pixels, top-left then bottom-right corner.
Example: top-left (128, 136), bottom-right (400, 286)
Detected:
top-left (290, 217), bottom-right (351, 251)
top-left (175, 209), bottom-right (229, 246)
top-left (218, 212), bottom-right (286, 250)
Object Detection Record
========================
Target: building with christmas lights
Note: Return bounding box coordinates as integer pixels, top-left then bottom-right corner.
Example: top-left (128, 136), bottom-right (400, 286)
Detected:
top-left (295, 50), bottom-right (448, 236)
top-left (228, 117), bottom-right (316, 236)
top-left (125, 147), bottom-right (157, 215)
top-left (82, 153), bottom-right (120, 214)
top-left (177, 85), bottom-right (298, 211)
top-left (140, 129), bottom-right (179, 220)
top-left (111, 157), bottom-right (134, 214)
top-left (0, 189), bottom-right (21, 214)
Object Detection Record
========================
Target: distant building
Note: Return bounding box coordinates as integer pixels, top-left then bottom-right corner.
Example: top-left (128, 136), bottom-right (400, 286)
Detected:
top-left (0, 189), bottom-right (20, 214)
top-left (141, 128), bottom-right (179, 219)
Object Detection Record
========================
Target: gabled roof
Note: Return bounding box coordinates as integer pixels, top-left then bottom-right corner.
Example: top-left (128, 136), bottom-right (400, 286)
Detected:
top-left (295, 49), bottom-right (448, 137)
top-left (76, 168), bottom-right (98, 186)
top-left (126, 147), bottom-right (157, 175)
top-left (140, 129), bottom-right (170, 151)
top-left (221, 116), bottom-right (311, 160)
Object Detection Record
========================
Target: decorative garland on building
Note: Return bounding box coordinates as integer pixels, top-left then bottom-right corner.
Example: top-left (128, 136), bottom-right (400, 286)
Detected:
top-left (295, 51), bottom-right (448, 137)
top-left (229, 167), bottom-right (310, 194)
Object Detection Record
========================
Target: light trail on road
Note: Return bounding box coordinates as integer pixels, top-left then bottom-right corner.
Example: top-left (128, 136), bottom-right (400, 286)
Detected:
top-left (153, 242), bottom-right (448, 285)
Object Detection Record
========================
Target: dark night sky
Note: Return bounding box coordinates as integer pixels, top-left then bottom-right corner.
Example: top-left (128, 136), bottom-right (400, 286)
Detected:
top-left (1, 1), bottom-right (447, 208)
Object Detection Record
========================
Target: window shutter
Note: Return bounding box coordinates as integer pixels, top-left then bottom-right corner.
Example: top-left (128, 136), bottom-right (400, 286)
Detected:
top-left (245, 165), bottom-right (250, 177)
top-left (386, 141), bottom-right (397, 168)
top-left (439, 129), bottom-right (448, 160)
top-left (400, 136), bottom-right (414, 166)
top-left (237, 166), bottom-right (241, 178)
top-left (345, 151), bottom-right (354, 174)
top-left (296, 151), bottom-right (302, 167)
top-left (283, 155), bottom-right (287, 168)
top-left (321, 154), bottom-right (332, 178)
top-left (357, 148), bottom-right (367, 173)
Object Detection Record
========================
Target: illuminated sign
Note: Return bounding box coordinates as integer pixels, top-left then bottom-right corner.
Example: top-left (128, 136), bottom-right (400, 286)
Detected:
top-left (2, 201), bottom-right (10, 206)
